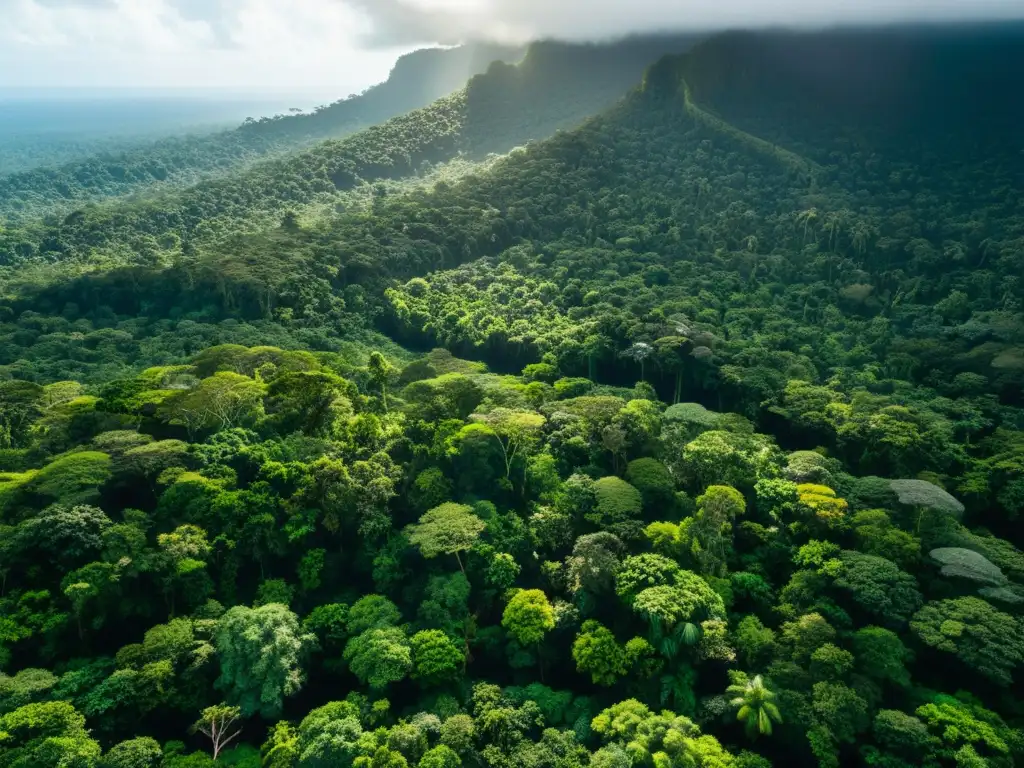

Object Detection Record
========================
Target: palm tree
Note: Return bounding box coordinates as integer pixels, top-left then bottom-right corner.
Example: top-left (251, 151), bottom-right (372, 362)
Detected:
top-left (795, 208), bottom-right (819, 245)
top-left (622, 342), bottom-right (654, 382)
top-left (727, 675), bottom-right (782, 738)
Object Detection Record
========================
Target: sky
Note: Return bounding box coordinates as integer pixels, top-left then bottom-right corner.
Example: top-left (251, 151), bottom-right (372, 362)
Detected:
top-left (2, 0), bottom-right (1023, 94)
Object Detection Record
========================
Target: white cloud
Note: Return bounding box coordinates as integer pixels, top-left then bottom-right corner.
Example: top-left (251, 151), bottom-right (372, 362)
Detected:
top-left (351, 0), bottom-right (1024, 45)
top-left (1, 0), bottom-right (1021, 91)
top-left (0, 0), bottom-right (405, 93)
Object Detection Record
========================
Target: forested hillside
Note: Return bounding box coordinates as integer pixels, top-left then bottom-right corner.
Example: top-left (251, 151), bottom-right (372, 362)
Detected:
top-left (0, 35), bottom-right (700, 306)
top-left (0, 35), bottom-right (697, 222)
top-left (0, 43), bottom-right (521, 221)
top-left (2, 26), bottom-right (1024, 768)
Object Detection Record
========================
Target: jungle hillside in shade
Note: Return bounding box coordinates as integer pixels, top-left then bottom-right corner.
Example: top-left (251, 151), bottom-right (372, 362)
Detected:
top-left (1, 23), bottom-right (1024, 768)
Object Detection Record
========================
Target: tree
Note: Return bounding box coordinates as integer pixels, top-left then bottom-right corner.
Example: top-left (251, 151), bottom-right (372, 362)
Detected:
top-left (255, 579), bottom-right (295, 607)
top-left (783, 451), bottom-right (834, 485)
top-left (502, 589), bottom-right (554, 646)
top-left (681, 430), bottom-right (777, 490)
top-left (727, 674), bottom-right (782, 738)
top-left (485, 551), bottom-right (521, 591)
top-left (115, 440), bottom-right (189, 488)
top-left (852, 509), bottom-right (920, 569)
top-left (410, 630), bottom-right (464, 686)
top-left (303, 603), bottom-right (349, 653)
top-left (626, 458), bottom-right (676, 511)
top-left (653, 337), bottom-right (693, 405)
top-left (192, 705), bottom-right (243, 761)
top-left (214, 603), bottom-right (314, 718)
top-left (346, 594), bottom-right (401, 634)
top-left (572, 620), bottom-right (630, 686)
top-left (871, 710), bottom-right (936, 762)
top-left (156, 523), bottom-right (213, 615)
top-left (631, 571), bottom-right (726, 657)
top-left (615, 554), bottom-right (683, 604)
top-left (263, 371), bottom-right (352, 436)
top-left (833, 551), bottom-right (922, 626)
top-left (590, 745), bottom-right (631, 768)
top-left (297, 453), bottom-right (398, 541)
top-left (261, 721), bottom-right (299, 768)
top-left (417, 574), bottom-right (471, 652)
top-left (162, 372), bottom-right (265, 435)
top-left (734, 615), bottom-right (775, 666)
top-left (410, 468), bottom-right (453, 513)
top-left (12, 503), bottom-right (112, 569)
top-left (779, 613), bottom-right (836, 665)
top-left (852, 627), bottom-right (912, 688)
top-left (439, 714), bottom-right (476, 755)
top-left (589, 477), bottom-right (643, 532)
top-left (910, 597), bottom-right (1024, 685)
top-left (811, 681), bottom-right (869, 746)
top-left (915, 693), bottom-right (1016, 762)
top-left (403, 374), bottom-right (483, 421)
top-left (890, 478), bottom-right (965, 516)
top-left (645, 520), bottom-right (685, 560)
top-left (0, 668), bottom-right (57, 715)
top-left (29, 452), bottom-right (112, 505)
top-left (809, 644), bottom-right (854, 681)
top-left (796, 484), bottom-right (849, 531)
top-left (0, 380), bottom-right (43, 449)
top-left (344, 627), bottom-right (412, 689)
top-left (419, 745), bottom-right (461, 768)
top-left (296, 703), bottom-right (365, 768)
top-left (0, 701), bottom-right (101, 768)
top-left (157, 523), bottom-right (212, 565)
top-left (929, 548), bottom-right (1007, 587)
top-left (698, 619), bottom-right (736, 663)
top-left (100, 737), bottom-right (163, 768)
top-left (566, 532), bottom-right (624, 596)
top-left (407, 503), bottom-right (485, 575)
top-left (387, 722), bottom-right (428, 763)
top-left (664, 402), bottom-right (721, 436)
top-left (614, 399), bottom-right (662, 458)
top-left (622, 343), bottom-right (654, 381)
top-left (367, 352), bottom-right (396, 413)
top-left (298, 549), bottom-right (326, 592)
top-left (689, 484), bottom-right (746, 576)
top-left (470, 408), bottom-right (546, 484)
top-left (591, 699), bottom-right (736, 767)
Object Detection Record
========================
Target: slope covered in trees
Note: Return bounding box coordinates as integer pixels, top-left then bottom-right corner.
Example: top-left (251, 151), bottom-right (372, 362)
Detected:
top-left (0, 35), bottom-right (699, 278)
top-left (0, 43), bottom-right (521, 221)
top-left (2, 25), bottom-right (1024, 768)
top-left (0, 35), bottom-right (697, 223)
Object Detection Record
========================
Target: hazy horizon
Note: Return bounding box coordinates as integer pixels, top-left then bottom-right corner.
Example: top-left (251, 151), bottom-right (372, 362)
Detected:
top-left (0, 86), bottom-right (347, 103)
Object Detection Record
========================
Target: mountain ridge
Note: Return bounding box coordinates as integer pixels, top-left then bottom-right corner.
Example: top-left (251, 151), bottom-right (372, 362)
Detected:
top-left (0, 36), bottom-right (703, 223)
top-left (0, 42), bottom-right (525, 221)
top-left (0, 34), bottom-right (700, 277)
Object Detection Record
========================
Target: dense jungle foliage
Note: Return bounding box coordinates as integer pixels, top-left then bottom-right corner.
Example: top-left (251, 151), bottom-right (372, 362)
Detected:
top-left (2, 25), bottom-right (1024, 768)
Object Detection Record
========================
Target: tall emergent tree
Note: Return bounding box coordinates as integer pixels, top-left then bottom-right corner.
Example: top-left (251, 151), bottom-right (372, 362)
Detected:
top-left (471, 408), bottom-right (546, 484)
top-left (192, 704), bottom-right (243, 760)
top-left (214, 603), bottom-right (315, 718)
top-left (407, 503), bottom-right (485, 574)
